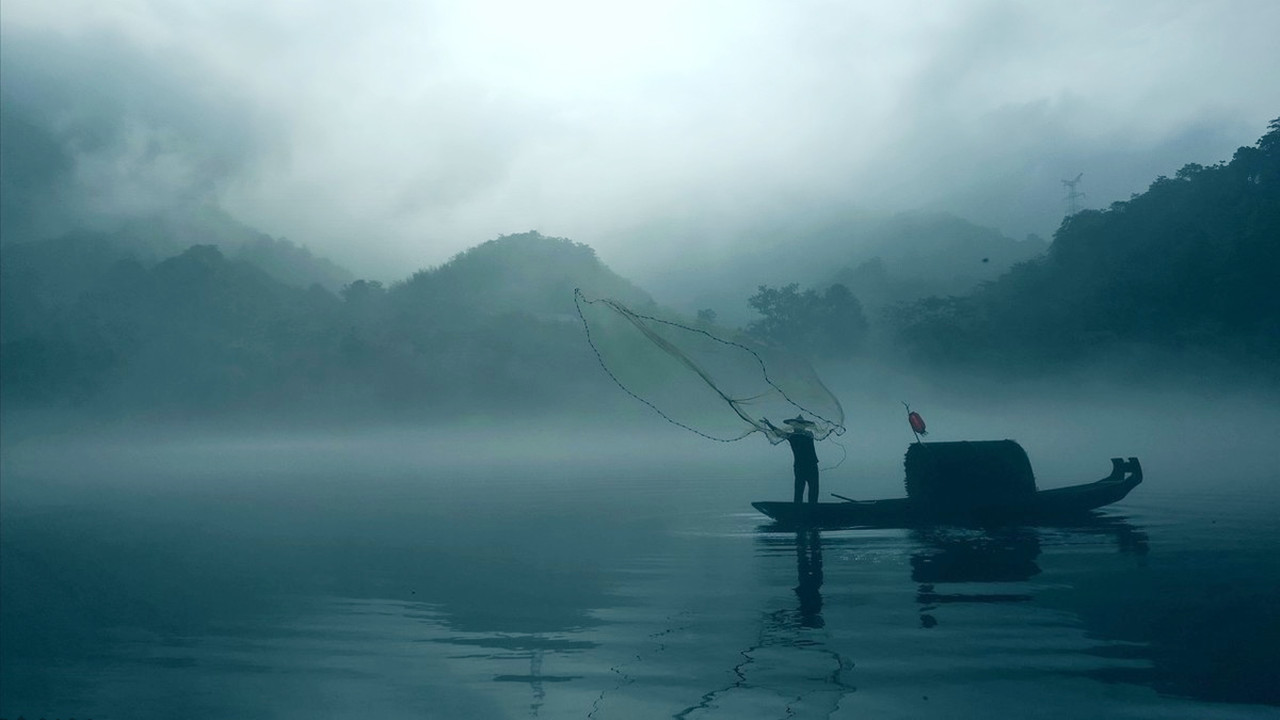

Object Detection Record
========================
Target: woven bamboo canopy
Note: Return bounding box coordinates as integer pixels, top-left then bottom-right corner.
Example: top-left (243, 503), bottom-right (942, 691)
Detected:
top-left (905, 440), bottom-right (1037, 506)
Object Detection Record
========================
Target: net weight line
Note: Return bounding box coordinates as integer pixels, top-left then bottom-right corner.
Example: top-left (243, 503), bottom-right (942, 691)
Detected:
top-left (573, 288), bottom-right (846, 443)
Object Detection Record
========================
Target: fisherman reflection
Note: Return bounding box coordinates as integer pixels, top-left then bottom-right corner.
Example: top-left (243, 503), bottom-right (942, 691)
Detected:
top-left (672, 532), bottom-right (851, 718)
top-left (911, 527), bottom-right (1041, 628)
top-left (794, 530), bottom-right (825, 628)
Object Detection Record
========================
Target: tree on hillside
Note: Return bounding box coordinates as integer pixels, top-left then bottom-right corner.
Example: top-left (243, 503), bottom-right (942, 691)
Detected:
top-left (747, 283), bottom-right (868, 358)
top-left (340, 279), bottom-right (386, 305)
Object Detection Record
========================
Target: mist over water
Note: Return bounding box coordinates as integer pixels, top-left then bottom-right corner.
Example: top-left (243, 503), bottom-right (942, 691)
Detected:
top-left (3, 383), bottom-right (1278, 718)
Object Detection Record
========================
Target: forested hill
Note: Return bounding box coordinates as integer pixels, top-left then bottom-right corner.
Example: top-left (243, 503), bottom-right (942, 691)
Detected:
top-left (393, 231), bottom-right (653, 318)
top-left (892, 118), bottom-right (1280, 369)
top-left (0, 230), bottom-right (646, 421)
top-left (0, 205), bottom-right (355, 298)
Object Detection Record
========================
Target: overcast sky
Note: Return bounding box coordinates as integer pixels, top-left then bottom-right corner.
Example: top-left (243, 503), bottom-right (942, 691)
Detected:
top-left (2, 0), bottom-right (1277, 278)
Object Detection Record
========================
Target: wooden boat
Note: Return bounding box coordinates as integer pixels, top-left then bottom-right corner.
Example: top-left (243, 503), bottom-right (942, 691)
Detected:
top-left (752, 457), bottom-right (1143, 528)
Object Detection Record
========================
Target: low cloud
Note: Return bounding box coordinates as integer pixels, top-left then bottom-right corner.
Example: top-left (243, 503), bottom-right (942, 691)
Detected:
top-left (2, 0), bottom-right (1277, 279)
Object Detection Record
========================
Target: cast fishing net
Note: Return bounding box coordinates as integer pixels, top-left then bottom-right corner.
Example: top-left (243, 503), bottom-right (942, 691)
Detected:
top-left (574, 289), bottom-right (845, 444)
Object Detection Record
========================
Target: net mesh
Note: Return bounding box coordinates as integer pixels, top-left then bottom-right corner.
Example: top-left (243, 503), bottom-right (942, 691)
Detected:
top-left (575, 289), bottom-right (845, 444)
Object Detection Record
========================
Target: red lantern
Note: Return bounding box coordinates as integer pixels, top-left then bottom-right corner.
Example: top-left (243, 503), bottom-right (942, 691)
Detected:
top-left (908, 411), bottom-right (927, 436)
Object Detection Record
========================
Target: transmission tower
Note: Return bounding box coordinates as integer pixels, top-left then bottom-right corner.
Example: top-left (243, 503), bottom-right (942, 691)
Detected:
top-left (1062, 173), bottom-right (1085, 216)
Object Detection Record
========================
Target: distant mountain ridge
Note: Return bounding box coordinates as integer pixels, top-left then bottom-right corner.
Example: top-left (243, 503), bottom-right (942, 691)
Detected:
top-left (1, 226), bottom-right (653, 418)
top-left (0, 204), bottom-right (354, 303)
top-left (5, 118), bottom-right (1278, 421)
top-left (631, 211), bottom-right (1046, 322)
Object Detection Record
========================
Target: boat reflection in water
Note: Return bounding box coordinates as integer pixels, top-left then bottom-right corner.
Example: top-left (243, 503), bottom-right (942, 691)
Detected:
top-left (910, 527), bottom-right (1042, 628)
top-left (678, 516), bottom-right (1157, 718)
top-left (910, 516), bottom-right (1148, 628)
top-left (769, 517), bottom-right (1149, 633)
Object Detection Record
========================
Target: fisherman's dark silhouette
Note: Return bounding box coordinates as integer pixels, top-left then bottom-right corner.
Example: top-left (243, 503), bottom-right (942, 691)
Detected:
top-left (766, 415), bottom-right (820, 503)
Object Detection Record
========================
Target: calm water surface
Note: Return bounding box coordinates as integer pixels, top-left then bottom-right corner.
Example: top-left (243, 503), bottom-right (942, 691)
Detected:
top-left (2, 432), bottom-right (1278, 719)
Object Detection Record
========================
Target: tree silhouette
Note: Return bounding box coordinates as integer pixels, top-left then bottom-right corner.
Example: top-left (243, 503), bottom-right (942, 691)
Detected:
top-left (747, 282), bottom-right (868, 358)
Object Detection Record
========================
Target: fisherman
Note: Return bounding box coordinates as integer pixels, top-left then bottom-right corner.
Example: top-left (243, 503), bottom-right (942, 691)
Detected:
top-left (764, 415), bottom-right (820, 504)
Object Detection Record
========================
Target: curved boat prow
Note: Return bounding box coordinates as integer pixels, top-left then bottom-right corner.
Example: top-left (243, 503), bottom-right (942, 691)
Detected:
top-left (1108, 458), bottom-right (1126, 480)
top-left (1126, 457), bottom-right (1143, 486)
top-left (1111, 456), bottom-right (1143, 488)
